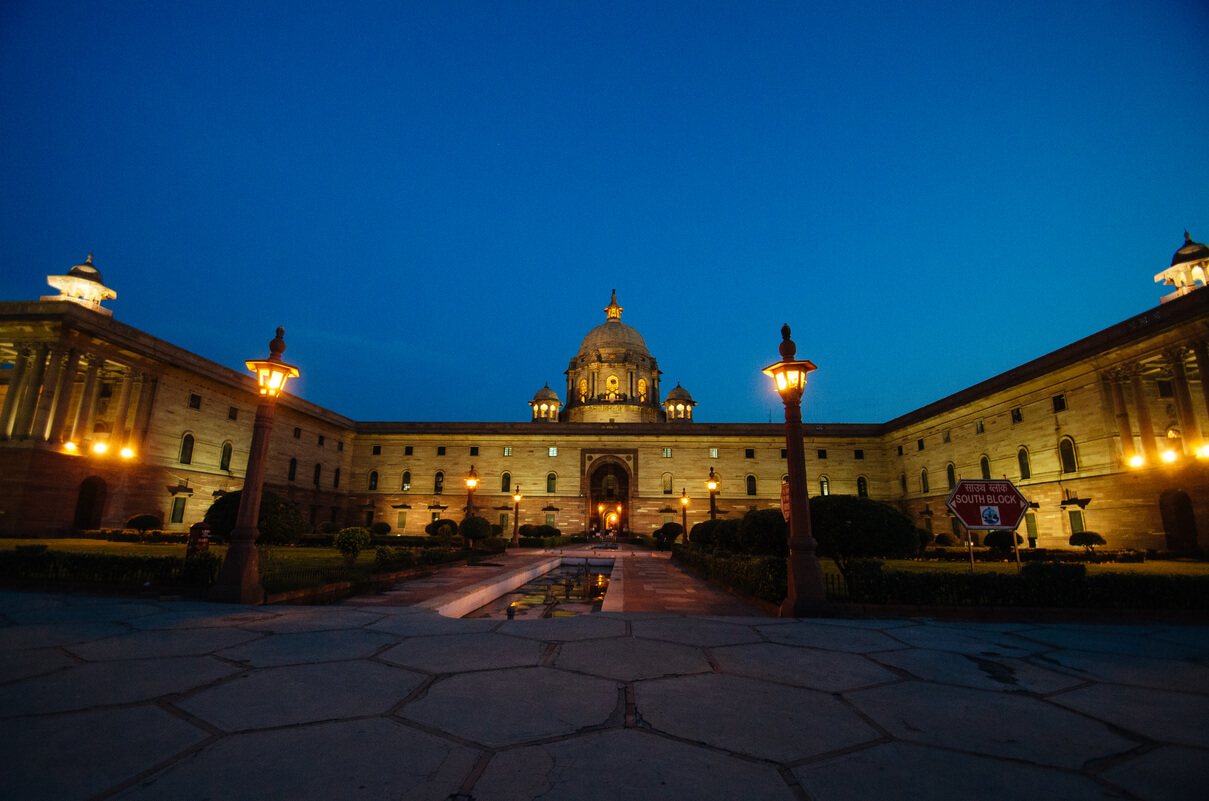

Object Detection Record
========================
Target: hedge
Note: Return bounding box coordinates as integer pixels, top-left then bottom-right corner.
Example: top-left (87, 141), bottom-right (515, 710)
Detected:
top-left (672, 545), bottom-right (786, 604)
top-left (0, 547), bottom-right (221, 589)
top-left (373, 546), bottom-right (462, 571)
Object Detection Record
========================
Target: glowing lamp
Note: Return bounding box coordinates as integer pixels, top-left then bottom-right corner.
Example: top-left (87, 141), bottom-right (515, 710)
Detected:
top-left (120, 447), bottom-right (134, 459)
top-left (680, 489), bottom-right (689, 506)
top-left (1199, 445), bottom-right (1209, 459)
top-left (762, 325), bottom-right (817, 404)
top-left (706, 467), bottom-right (719, 493)
top-left (1161, 451), bottom-right (1177, 463)
top-left (245, 327), bottom-right (299, 398)
top-left (64, 441), bottom-right (77, 452)
top-left (513, 489), bottom-right (522, 504)
top-left (92, 441), bottom-right (108, 454)
top-left (1128, 455), bottom-right (1144, 468)
top-left (465, 465), bottom-right (478, 490)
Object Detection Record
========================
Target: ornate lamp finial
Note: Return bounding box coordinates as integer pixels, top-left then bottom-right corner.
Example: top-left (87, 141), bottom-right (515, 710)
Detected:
top-left (779, 324), bottom-right (796, 360)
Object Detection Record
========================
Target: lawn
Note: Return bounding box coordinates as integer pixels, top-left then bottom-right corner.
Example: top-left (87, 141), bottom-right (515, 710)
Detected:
top-left (880, 557), bottom-right (1209, 576)
top-left (0, 539), bottom-right (381, 569)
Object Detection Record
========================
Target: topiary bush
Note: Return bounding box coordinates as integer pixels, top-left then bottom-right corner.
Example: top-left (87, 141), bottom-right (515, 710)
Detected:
top-left (983, 530), bottom-right (1023, 550)
top-left (738, 509), bottom-right (788, 556)
top-left (334, 527), bottom-right (372, 566)
top-left (934, 532), bottom-right (957, 546)
top-left (370, 521), bottom-right (392, 536)
top-left (459, 516), bottom-right (492, 548)
top-left (809, 495), bottom-right (918, 582)
top-left (1071, 531), bottom-right (1107, 553)
top-left (203, 490), bottom-right (308, 545)
top-left (126, 514), bottom-right (162, 539)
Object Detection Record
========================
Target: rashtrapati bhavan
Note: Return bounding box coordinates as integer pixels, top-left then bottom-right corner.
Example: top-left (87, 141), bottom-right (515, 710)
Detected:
top-left (2, 234), bottom-right (1208, 551)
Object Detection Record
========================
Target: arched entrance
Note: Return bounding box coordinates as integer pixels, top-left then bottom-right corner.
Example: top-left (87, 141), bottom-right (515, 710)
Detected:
top-left (588, 459), bottom-right (631, 534)
top-left (73, 476), bottom-right (107, 530)
top-left (1159, 489), bottom-right (1199, 553)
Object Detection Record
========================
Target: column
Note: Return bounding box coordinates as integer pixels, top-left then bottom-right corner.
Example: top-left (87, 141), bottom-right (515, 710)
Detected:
top-left (1192, 340), bottom-right (1209, 432)
top-left (1108, 374), bottom-right (1135, 461)
top-left (109, 369), bottom-right (136, 446)
top-left (1129, 370), bottom-right (1159, 463)
top-left (1168, 349), bottom-right (1202, 452)
top-left (69, 357), bottom-right (101, 443)
top-left (46, 348), bottom-right (82, 443)
top-left (12, 343), bottom-right (49, 439)
top-left (31, 344), bottom-right (66, 440)
top-left (0, 345), bottom-right (31, 439)
top-left (127, 374), bottom-right (157, 450)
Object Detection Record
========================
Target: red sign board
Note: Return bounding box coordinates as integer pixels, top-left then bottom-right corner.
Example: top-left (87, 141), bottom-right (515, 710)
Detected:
top-left (780, 482), bottom-right (792, 521)
top-left (945, 479), bottom-right (1030, 530)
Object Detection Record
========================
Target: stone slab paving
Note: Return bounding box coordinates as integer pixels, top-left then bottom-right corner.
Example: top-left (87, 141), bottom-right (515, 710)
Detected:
top-left (3, 586), bottom-right (1209, 800)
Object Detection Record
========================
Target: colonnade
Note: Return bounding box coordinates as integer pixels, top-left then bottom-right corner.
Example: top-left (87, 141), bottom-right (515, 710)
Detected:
top-left (1107, 341), bottom-right (1209, 461)
top-left (0, 339), bottom-right (157, 453)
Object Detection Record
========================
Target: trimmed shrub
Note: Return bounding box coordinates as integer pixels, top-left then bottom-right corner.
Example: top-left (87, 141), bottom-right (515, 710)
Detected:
top-left (334, 527), bottom-right (372, 566)
top-left (673, 545), bottom-right (786, 604)
top-left (426, 519), bottom-right (461, 548)
top-left (126, 514), bottom-right (162, 538)
top-left (370, 521), bottom-right (392, 536)
top-left (809, 495), bottom-right (918, 579)
top-left (203, 490), bottom-right (308, 545)
top-left (983, 530), bottom-right (1023, 550)
top-left (317, 521), bottom-right (339, 534)
top-left (1071, 531), bottom-right (1107, 553)
top-left (916, 528), bottom-right (935, 550)
top-left (935, 532), bottom-right (957, 547)
top-left (459, 516), bottom-right (492, 548)
top-left (738, 509), bottom-right (788, 556)
top-left (374, 546), bottom-right (418, 571)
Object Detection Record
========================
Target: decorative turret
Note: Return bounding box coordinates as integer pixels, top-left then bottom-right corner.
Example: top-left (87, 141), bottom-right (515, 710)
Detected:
top-left (42, 254), bottom-right (117, 316)
top-left (563, 290), bottom-right (662, 423)
top-left (1155, 232), bottom-right (1208, 303)
top-left (529, 383), bottom-right (561, 422)
top-left (663, 383), bottom-right (696, 421)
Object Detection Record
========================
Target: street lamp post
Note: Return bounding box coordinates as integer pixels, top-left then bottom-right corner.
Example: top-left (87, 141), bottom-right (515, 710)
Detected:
top-left (763, 324), bottom-right (827, 616)
top-left (680, 488), bottom-right (689, 543)
top-left (512, 486), bottom-right (522, 547)
top-left (465, 465), bottom-right (478, 518)
top-left (706, 467), bottom-right (719, 521)
top-left (598, 503), bottom-right (604, 533)
top-left (210, 327), bottom-right (299, 604)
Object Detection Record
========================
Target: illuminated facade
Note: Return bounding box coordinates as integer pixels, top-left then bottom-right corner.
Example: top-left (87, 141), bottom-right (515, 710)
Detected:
top-left (1, 236), bottom-right (1207, 551)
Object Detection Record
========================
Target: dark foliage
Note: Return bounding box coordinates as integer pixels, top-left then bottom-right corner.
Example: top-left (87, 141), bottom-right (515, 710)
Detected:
top-left (203, 491), bottom-right (308, 545)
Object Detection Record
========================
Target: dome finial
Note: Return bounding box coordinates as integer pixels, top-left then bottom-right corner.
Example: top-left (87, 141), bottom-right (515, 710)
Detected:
top-left (604, 290), bottom-right (623, 321)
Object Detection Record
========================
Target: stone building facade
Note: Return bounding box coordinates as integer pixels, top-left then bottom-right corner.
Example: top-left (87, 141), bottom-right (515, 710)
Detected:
top-left (1, 237), bottom-right (1207, 551)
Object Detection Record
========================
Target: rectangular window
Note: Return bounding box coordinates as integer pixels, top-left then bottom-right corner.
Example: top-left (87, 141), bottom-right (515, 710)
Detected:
top-left (470, 446), bottom-right (479, 456)
top-left (1053, 394), bottom-right (1067, 413)
top-left (975, 420), bottom-right (985, 435)
top-left (1068, 509), bottom-right (1085, 534)
top-left (318, 435), bottom-right (325, 446)
top-left (662, 448), bottom-right (672, 458)
top-left (781, 449), bottom-right (787, 459)
top-left (170, 497), bottom-right (186, 524)
top-left (817, 449), bottom-right (827, 459)
top-left (331, 507), bottom-right (338, 524)
top-left (942, 429), bottom-right (951, 443)
top-left (1025, 512), bottom-right (1038, 539)
top-left (854, 449), bottom-right (864, 460)
top-left (293, 427), bottom-right (301, 439)
top-left (397, 511), bottom-right (407, 530)
top-left (189, 393), bottom-right (201, 410)
top-left (404, 446), bottom-right (413, 455)
top-left (365, 511), bottom-right (374, 527)
top-left (371, 445), bottom-right (381, 455)
top-left (897, 444), bottom-right (904, 456)
top-left (1157, 380), bottom-right (1174, 399)
top-left (337, 441), bottom-right (343, 451)
top-left (917, 439), bottom-right (925, 451)
top-left (227, 406), bottom-right (238, 421)
top-left (924, 517), bottom-right (933, 533)
top-left (709, 447), bottom-right (719, 459)
top-left (437, 446), bottom-right (446, 456)
top-left (545, 513), bottom-right (556, 526)
top-left (503, 446), bottom-right (513, 457)
top-left (499, 512), bottom-right (509, 529)
top-left (663, 514), bottom-right (674, 525)
top-left (432, 512), bottom-right (441, 523)
top-left (745, 449), bottom-right (755, 458)
top-left (1010, 407), bottom-right (1023, 423)
top-left (548, 447), bottom-right (558, 457)
top-left (950, 517), bottom-right (961, 538)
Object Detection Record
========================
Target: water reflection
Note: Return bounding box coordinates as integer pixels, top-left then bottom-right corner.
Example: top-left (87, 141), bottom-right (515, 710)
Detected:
top-left (467, 563), bottom-right (611, 619)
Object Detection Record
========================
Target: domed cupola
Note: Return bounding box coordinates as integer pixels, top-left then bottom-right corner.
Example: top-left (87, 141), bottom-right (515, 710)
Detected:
top-left (529, 383), bottom-right (562, 422)
top-left (42, 254), bottom-right (117, 317)
top-left (662, 383), bottom-right (696, 422)
top-left (563, 290), bottom-right (662, 423)
top-left (1155, 231), bottom-right (1208, 303)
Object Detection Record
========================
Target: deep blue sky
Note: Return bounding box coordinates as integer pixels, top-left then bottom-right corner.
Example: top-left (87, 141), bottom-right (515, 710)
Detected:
top-left (2, 1), bottom-right (1206, 425)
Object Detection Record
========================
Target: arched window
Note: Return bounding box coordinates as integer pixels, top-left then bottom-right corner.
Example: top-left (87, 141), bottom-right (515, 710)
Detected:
top-left (662, 472), bottom-right (673, 494)
top-left (333, 467), bottom-right (341, 488)
top-left (219, 442), bottom-right (232, 471)
top-left (501, 472), bottom-right (511, 493)
top-left (899, 473), bottom-right (907, 493)
top-left (179, 434), bottom-right (194, 465)
top-left (746, 475), bottom-right (757, 496)
top-left (1059, 438), bottom-right (1078, 474)
top-left (547, 472), bottom-right (557, 493)
top-left (93, 421), bottom-right (110, 434)
top-left (288, 457), bottom-right (297, 481)
top-left (402, 471), bottom-right (411, 491)
top-left (368, 470), bottom-right (378, 490)
top-left (979, 455), bottom-right (991, 480)
top-left (819, 476), bottom-right (830, 496)
top-left (921, 469), bottom-right (930, 493)
top-left (1017, 448), bottom-right (1031, 480)
top-left (434, 471), bottom-right (444, 494)
top-left (946, 463), bottom-right (956, 490)
top-left (857, 476), bottom-right (868, 498)
top-left (313, 463), bottom-right (321, 486)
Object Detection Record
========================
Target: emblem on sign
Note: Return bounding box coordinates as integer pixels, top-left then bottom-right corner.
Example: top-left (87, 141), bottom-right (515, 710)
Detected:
top-left (980, 506), bottom-right (1001, 526)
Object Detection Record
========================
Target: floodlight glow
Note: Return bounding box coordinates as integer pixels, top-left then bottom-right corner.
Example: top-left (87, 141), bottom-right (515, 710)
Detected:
top-left (1128, 455), bottom-right (1144, 468)
top-left (92, 441), bottom-right (108, 454)
top-left (1161, 450), bottom-right (1177, 463)
top-left (119, 447), bottom-right (134, 459)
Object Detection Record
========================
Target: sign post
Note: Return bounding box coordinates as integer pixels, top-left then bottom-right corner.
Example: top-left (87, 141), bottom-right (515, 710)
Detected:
top-left (945, 479), bottom-right (1031, 574)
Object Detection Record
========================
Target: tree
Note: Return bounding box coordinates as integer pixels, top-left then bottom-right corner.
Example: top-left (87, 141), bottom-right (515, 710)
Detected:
top-left (459, 516), bottom-right (492, 549)
top-left (334, 527), bottom-right (372, 566)
top-left (1070, 531), bottom-right (1107, 554)
top-left (203, 490), bottom-right (307, 545)
top-left (983, 530), bottom-right (1023, 550)
top-left (656, 521), bottom-right (684, 545)
top-left (738, 509), bottom-right (789, 556)
top-left (126, 514), bottom-right (161, 539)
top-left (809, 495), bottom-right (919, 579)
top-left (370, 521), bottom-right (392, 536)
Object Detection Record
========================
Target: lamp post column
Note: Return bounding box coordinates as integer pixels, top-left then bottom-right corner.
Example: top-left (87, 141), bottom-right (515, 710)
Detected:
top-left (512, 488), bottom-right (521, 547)
top-left (681, 489), bottom-right (689, 543)
top-left (780, 389), bottom-right (826, 614)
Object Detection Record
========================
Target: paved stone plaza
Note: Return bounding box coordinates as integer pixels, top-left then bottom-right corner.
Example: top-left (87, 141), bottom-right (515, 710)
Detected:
top-left (2, 553), bottom-right (1208, 800)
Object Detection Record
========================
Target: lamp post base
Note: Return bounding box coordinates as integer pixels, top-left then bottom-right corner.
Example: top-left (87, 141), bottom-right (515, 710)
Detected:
top-left (208, 530), bottom-right (264, 604)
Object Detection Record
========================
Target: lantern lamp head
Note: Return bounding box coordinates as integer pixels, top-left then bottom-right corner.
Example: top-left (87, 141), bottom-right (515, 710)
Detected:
top-left (706, 466), bottom-right (719, 492)
top-left (246, 327), bottom-right (300, 398)
top-left (680, 489), bottom-right (689, 505)
top-left (762, 324), bottom-right (817, 403)
top-left (466, 465), bottom-right (479, 489)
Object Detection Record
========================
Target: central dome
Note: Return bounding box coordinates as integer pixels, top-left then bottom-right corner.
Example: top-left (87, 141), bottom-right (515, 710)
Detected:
top-left (576, 289), bottom-right (650, 358)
